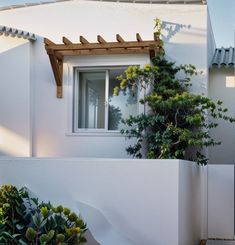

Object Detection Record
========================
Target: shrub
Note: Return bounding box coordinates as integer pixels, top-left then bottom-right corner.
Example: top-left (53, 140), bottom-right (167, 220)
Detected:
top-left (114, 54), bottom-right (235, 165)
top-left (0, 184), bottom-right (87, 245)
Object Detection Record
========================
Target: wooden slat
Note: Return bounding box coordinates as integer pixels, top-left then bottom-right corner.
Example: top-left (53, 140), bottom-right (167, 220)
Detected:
top-left (44, 38), bottom-right (56, 46)
top-left (97, 35), bottom-right (106, 43)
top-left (62, 36), bottom-right (73, 45)
top-left (136, 33), bottom-right (143, 42)
top-left (116, 34), bottom-right (125, 43)
top-left (80, 36), bottom-right (89, 44)
top-left (45, 40), bottom-right (160, 51)
top-left (56, 47), bottom-right (149, 56)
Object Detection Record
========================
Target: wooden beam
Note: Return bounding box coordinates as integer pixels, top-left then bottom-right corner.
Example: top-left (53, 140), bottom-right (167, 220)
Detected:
top-left (97, 35), bottom-right (106, 43)
top-left (56, 47), bottom-right (149, 57)
top-left (116, 34), bottom-right (125, 43)
top-left (45, 40), bottom-right (160, 51)
top-left (62, 36), bottom-right (73, 45)
top-left (136, 33), bottom-right (143, 42)
top-left (80, 36), bottom-right (89, 44)
top-left (44, 38), bottom-right (56, 46)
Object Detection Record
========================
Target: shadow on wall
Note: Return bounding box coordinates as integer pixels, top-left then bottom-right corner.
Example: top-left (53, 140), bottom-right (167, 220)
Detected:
top-left (0, 125), bottom-right (29, 156)
top-left (161, 21), bottom-right (206, 43)
top-left (161, 20), bottom-right (191, 42)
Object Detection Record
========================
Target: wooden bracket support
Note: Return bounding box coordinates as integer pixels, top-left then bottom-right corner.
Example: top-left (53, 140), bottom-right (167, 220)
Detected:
top-left (45, 38), bottom-right (63, 98)
top-left (48, 51), bottom-right (63, 98)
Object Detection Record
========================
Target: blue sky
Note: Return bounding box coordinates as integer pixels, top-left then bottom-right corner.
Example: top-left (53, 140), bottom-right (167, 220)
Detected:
top-left (208, 0), bottom-right (235, 47)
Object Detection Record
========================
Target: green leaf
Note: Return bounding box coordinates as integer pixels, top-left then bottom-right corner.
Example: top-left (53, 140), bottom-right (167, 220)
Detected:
top-left (32, 215), bottom-right (40, 228)
top-left (40, 234), bottom-right (49, 243)
top-left (47, 230), bottom-right (55, 240)
top-left (26, 227), bottom-right (36, 241)
top-left (12, 234), bottom-right (21, 238)
top-left (31, 198), bottom-right (39, 206)
top-left (0, 231), bottom-right (13, 239)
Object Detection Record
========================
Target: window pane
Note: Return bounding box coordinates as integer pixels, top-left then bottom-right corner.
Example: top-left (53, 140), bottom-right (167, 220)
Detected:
top-left (108, 68), bottom-right (138, 130)
top-left (78, 71), bottom-right (105, 129)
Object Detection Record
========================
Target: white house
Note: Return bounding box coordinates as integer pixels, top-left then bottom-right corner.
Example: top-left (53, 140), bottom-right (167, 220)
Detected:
top-left (0, 0), bottom-right (212, 158)
top-left (1, 1), bottom-right (234, 245)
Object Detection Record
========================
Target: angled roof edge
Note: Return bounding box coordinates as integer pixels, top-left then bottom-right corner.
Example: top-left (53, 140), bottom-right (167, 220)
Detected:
top-left (211, 47), bottom-right (235, 68)
top-left (0, 25), bottom-right (36, 41)
top-left (0, 0), bottom-right (206, 11)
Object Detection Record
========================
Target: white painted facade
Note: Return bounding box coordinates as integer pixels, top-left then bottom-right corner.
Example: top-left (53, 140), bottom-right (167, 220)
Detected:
top-left (0, 1), bottom-right (211, 158)
top-left (209, 68), bottom-right (235, 164)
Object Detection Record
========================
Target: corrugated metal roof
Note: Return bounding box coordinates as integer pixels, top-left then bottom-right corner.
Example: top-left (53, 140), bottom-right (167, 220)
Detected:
top-left (0, 0), bottom-right (206, 11)
top-left (211, 47), bottom-right (235, 68)
top-left (0, 25), bottom-right (36, 41)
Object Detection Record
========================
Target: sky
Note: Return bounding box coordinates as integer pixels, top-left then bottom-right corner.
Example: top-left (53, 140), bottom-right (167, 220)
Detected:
top-left (208, 0), bottom-right (235, 47)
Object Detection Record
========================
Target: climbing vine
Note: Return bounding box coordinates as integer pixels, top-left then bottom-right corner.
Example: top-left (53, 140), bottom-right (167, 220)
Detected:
top-left (114, 19), bottom-right (235, 165)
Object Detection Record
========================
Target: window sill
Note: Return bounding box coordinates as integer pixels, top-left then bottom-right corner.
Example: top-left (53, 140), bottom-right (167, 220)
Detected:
top-left (65, 131), bottom-right (125, 137)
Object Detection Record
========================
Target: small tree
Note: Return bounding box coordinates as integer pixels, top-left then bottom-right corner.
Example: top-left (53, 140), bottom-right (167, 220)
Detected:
top-left (114, 54), bottom-right (235, 165)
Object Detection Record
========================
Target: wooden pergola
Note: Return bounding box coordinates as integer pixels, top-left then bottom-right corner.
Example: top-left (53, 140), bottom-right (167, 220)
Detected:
top-left (44, 34), bottom-right (162, 98)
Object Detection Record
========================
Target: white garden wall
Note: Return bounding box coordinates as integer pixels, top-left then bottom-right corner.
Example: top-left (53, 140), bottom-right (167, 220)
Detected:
top-left (0, 1), bottom-right (209, 158)
top-left (0, 158), bottom-right (202, 245)
top-left (208, 164), bottom-right (235, 239)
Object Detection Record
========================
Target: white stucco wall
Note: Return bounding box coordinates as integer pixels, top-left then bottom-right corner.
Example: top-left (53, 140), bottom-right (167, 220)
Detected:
top-left (0, 36), bottom-right (31, 156)
top-left (0, 1), bottom-right (209, 157)
top-left (208, 164), bottom-right (234, 239)
top-left (0, 158), bottom-right (202, 245)
top-left (209, 68), bottom-right (235, 164)
top-left (179, 162), bottom-right (202, 244)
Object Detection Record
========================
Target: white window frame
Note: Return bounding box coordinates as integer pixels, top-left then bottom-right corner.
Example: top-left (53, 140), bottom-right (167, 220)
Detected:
top-left (73, 66), bottom-right (138, 133)
top-left (64, 55), bottom-right (150, 136)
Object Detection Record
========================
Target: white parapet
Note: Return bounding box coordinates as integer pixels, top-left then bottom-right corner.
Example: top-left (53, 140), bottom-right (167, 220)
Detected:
top-left (0, 158), bottom-right (203, 245)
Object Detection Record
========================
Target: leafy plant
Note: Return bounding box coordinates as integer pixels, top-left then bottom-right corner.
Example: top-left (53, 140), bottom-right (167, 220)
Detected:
top-left (114, 54), bottom-right (235, 165)
top-left (0, 184), bottom-right (87, 245)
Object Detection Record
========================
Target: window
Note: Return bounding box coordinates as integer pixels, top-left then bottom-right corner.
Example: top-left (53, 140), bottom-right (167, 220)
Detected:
top-left (74, 67), bottom-right (138, 132)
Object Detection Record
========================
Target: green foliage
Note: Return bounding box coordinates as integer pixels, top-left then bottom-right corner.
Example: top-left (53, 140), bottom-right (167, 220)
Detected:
top-left (0, 184), bottom-right (87, 244)
top-left (115, 54), bottom-right (235, 165)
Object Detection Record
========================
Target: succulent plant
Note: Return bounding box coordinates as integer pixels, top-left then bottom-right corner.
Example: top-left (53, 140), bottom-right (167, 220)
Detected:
top-left (0, 184), bottom-right (87, 245)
